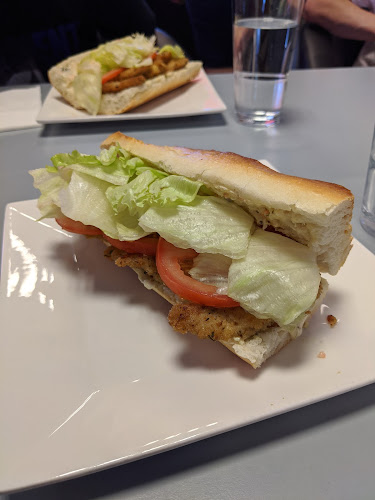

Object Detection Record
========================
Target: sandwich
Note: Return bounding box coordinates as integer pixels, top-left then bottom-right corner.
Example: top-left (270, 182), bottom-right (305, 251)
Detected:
top-left (29, 133), bottom-right (354, 368)
top-left (48, 33), bottom-right (202, 115)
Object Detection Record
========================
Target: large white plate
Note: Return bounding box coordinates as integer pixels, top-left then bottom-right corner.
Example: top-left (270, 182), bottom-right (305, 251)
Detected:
top-left (1, 200), bottom-right (375, 493)
top-left (36, 70), bottom-right (226, 124)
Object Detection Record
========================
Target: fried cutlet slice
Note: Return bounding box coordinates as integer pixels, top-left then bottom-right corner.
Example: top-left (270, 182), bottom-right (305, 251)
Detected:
top-left (168, 303), bottom-right (275, 342)
top-left (104, 245), bottom-right (328, 368)
top-left (104, 246), bottom-right (276, 342)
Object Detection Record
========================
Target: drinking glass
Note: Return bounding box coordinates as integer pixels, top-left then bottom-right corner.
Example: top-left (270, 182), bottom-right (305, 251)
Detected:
top-left (360, 125), bottom-right (375, 237)
top-left (233, 0), bottom-right (305, 126)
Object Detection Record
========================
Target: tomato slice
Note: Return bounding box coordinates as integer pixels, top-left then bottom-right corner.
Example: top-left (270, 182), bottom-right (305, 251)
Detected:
top-left (103, 234), bottom-right (158, 256)
top-left (55, 216), bottom-right (103, 236)
top-left (156, 238), bottom-right (239, 308)
top-left (101, 67), bottom-right (124, 84)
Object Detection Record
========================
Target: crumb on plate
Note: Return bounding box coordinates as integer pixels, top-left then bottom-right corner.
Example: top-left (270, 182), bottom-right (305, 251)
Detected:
top-left (327, 314), bottom-right (337, 328)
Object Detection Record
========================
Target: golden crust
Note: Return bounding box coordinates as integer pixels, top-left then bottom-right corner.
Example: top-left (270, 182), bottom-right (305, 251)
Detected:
top-left (101, 133), bottom-right (354, 275)
top-left (101, 133), bottom-right (352, 204)
top-left (168, 303), bottom-right (276, 342)
top-left (104, 246), bottom-right (164, 285)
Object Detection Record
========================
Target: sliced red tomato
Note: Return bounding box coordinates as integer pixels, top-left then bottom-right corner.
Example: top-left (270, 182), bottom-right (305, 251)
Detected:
top-left (55, 216), bottom-right (103, 236)
top-left (101, 67), bottom-right (124, 84)
top-left (156, 238), bottom-right (239, 308)
top-left (103, 234), bottom-right (158, 256)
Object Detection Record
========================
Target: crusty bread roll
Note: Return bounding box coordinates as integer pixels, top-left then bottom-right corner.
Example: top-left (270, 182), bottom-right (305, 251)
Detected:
top-left (101, 133), bottom-right (354, 275)
top-left (48, 48), bottom-right (202, 115)
top-left (99, 133), bottom-right (353, 368)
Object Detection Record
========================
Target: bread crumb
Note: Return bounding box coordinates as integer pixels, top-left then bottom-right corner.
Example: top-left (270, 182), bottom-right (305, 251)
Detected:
top-left (327, 314), bottom-right (337, 328)
top-left (317, 351), bottom-right (326, 359)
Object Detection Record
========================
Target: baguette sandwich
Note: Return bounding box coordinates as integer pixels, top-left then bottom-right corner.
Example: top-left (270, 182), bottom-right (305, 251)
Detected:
top-left (30, 133), bottom-right (354, 368)
top-left (48, 33), bottom-right (202, 115)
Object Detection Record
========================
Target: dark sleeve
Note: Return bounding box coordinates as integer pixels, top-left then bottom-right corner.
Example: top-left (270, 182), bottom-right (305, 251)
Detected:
top-left (95, 0), bottom-right (156, 41)
top-left (185, 0), bottom-right (233, 67)
top-left (0, 0), bottom-right (157, 84)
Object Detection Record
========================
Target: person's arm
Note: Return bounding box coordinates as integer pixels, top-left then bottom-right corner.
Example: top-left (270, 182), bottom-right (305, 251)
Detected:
top-left (304, 0), bottom-right (375, 41)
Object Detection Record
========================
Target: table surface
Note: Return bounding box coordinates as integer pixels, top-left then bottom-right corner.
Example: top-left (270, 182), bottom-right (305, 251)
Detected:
top-left (1, 67), bottom-right (375, 500)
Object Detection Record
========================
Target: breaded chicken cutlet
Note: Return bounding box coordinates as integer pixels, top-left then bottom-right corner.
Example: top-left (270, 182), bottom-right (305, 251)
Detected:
top-left (105, 246), bottom-right (294, 342)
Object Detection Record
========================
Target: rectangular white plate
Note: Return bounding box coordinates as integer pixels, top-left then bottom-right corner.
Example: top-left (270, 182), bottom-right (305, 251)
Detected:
top-left (36, 70), bottom-right (226, 124)
top-left (1, 200), bottom-right (375, 493)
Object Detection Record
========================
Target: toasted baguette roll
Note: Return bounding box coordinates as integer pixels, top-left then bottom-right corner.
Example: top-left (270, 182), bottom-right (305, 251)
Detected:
top-left (48, 47), bottom-right (202, 115)
top-left (98, 132), bottom-right (352, 368)
top-left (101, 133), bottom-right (354, 275)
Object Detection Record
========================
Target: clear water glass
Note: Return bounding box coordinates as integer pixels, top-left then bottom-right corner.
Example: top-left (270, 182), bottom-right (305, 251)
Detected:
top-left (360, 125), bottom-right (375, 237)
top-left (233, 0), bottom-right (305, 126)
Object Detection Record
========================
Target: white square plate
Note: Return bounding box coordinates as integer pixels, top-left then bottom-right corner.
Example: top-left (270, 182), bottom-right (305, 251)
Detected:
top-left (1, 200), bottom-right (375, 493)
top-left (36, 70), bottom-right (226, 124)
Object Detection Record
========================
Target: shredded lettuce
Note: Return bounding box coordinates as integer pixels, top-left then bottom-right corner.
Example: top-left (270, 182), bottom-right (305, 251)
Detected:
top-left (106, 172), bottom-right (202, 216)
top-left (107, 170), bottom-right (159, 217)
top-left (50, 146), bottom-right (138, 186)
top-left (30, 143), bottom-right (213, 243)
top-left (90, 34), bottom-right (156, 73)
top-left (59, 171), bottom-right (148, 241)
top-left (158, 45), bottom-right (185, 59)
top-left (139, 196), bottom-right (254, 259)
top-left (31, 143), bottom-right (254, 255)
top-left (227, 229), bottom-right (321, 326)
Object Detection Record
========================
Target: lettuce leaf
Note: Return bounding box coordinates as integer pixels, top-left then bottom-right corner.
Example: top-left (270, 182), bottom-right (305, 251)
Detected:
top-left (106, 172), bottom-right (202, 216)
top-left (158, 45), bottom-right (185, 59)
top-left (227, 229), bottom-right (321, 326)
top-left (32, 144), bottom-right (206, 242)
top-left (73, 58), bottom-right (102, 115)
top-left (30, 168), bottom-right (69, 218)
top-left (59, 171), bottom-right (147, 241)
top-left (106, 170), bottom-right (158, 217)
top-left (90, 34), bottom-right (156, 72)
top-left (50, 145), bottom-right (139, 186)
top-left (139, 196), bottom-right (254, 258)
